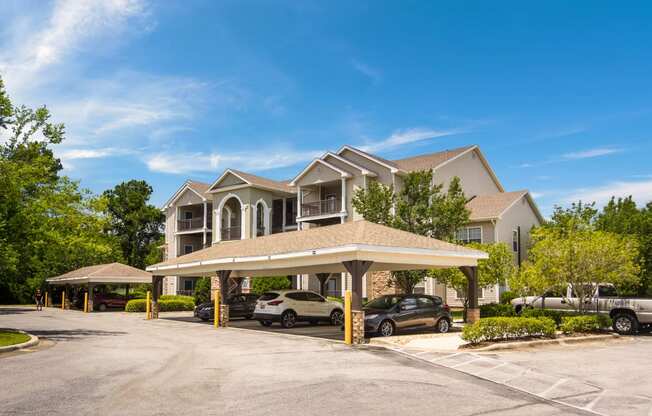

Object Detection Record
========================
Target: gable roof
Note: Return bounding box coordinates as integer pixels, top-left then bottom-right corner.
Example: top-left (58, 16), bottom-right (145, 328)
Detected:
top-left (163, 180), bottom-right (211, 209)
top-left (289, 158), bottom-right (352, 186)
top-left (321, 152), bottom-right (377, 176)
top-left (208, 168), bottom-right (295, 194)
top-left (391, 145), bottom-right (475, 171)
top-left (466, 190), bottom-right (544, 223)
top-left (47, 262), bottom-right (152, 284)
top-left (337, 145), bottom-right (405, 174)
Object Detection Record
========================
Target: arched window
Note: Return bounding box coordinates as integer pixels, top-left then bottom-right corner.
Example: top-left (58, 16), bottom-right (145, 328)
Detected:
top-left (256, 202), bottom-right (265, 236)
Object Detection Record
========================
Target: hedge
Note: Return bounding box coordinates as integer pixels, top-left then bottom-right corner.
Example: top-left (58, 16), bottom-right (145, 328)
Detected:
top-left (560, 315), bottom-right (611, 334)
top-left (461, 317), bottom-right (556, 344)
top-left (251, 276), bottom-right (292, 295)
top-left (160, 294), bottom-right (194, 303)
top-left (125, 297), bottom-right (195, 312)
top-left (480, 303), bottom-right (516, 318)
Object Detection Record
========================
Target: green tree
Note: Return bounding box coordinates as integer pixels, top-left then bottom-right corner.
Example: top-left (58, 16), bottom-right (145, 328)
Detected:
top-left (250, 276), bottom-right (292, 295)
top-left (0, 76), bottom-right (120, 302)
top-left (103, 180), bottom-right (165, 269)
top-left (193, 277), bottom-right (212, 305)
top-left (431, 242), bottom-right (515, 320)
top-left (596, 197), bottom-right (652, 296)
top-left (352, 171), bottom-right (470, 293)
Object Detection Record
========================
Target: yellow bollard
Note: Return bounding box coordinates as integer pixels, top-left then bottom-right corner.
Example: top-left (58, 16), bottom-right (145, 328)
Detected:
top-left (214, 289), bottom-right (221, 328)
top-left (146, 290), bottom-right (151, 320)
top-left (84, 291), bottom-right (89, 313)
top-left (344, 290), bottom-right (352, 345)
top-left (61, 292), bottom-right (65, 310)
top-left (45, 292), bottom-right (49, 308)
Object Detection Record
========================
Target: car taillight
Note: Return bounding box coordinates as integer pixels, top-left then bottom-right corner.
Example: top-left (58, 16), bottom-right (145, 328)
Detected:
top-left (267, 300), bottom-right (284, 306)
top-left (443, 304), bottom-right (450, 312)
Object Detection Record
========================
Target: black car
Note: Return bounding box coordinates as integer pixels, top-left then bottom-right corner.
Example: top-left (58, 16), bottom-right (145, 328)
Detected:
top-left (363, 294), bottom-right (452, 337)
top-left (195, 294), bottom-right (259, 321)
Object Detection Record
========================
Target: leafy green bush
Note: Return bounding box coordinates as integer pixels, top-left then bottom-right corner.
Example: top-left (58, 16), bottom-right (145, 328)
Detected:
top-left (560, 315), bottom-right (611, 334)
top-left (125, 297), bottom-right (195, 312)
top-left (480, 303), bottom-right (516, 318)
top-left (327, 296), bottom-right (343, 304)
top-left (461, 317), bottom-right (556, 344)
top-left (521, 308), bottom-right (590, 326)
top-left (160, 294), bottom-right (194, 303)
top-left (499, 290), bottom-right (517, 305)
top-left (194, 277), bottom-right (211, 305)
top-left (251, 276), bottom-right (291, 295)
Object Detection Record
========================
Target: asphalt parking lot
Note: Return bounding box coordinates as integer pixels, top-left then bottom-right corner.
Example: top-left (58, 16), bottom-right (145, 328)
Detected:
top-left (0, 306), bottom-right (593, 416)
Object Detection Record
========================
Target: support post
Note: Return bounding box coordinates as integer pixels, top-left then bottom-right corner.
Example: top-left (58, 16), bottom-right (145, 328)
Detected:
top-left (146, 290), bottom-right (151, 320)
top-left (125, 284), bottom-right (130, 303)
top-left (342, 260), bottom-right (373, 344)
top-left (84, 291), bottom-right (89, 313)
top-left (460, 266), bottom-right (480, 323)
top-left (217, 270), bottom-right (232, 327)
top-left (213, 289), bottom-right (220, 328)
top-left (45, 291), bottom-right (49, 308)
top-left (87, 283), bottom-right (94, 312)
top-left (316, 273), bottom-right (331, 296)
top-left (344, 290), bottom-right (352, 344)
top-left (61, 291), bottom-right (65, 310)
top-left (152, 276), bottom-right (162, 319)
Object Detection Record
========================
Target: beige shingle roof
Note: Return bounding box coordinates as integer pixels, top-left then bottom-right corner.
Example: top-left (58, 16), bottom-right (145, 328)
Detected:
top-left (186, 180), bottom-right (211, 198)
top-left (466, 190), bottom-right (529, 221)
top-left (151, 220), bottom-right (486, 270)
top-left (47, 262), bottom-right (152, 284)
top-left (227, 169), bottom-right (295, 194)
top-left (392, 145), bottom-right (475, 172)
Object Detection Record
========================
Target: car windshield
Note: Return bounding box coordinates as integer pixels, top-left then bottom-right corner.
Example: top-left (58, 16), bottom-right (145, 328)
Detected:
top-left (365, 296), bottom-right (402, 310)
top-left (259, 292), bottom-right (279, 301)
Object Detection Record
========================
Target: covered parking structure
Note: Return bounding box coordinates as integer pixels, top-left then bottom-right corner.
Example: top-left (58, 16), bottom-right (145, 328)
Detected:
top-left (146, 220), bottom-right (487, 343)
top-left (46, 262), bottom-right (152, 311)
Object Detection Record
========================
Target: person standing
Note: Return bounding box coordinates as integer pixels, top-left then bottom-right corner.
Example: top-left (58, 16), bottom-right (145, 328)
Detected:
top-left (34, 289), bottom-right (43, 311)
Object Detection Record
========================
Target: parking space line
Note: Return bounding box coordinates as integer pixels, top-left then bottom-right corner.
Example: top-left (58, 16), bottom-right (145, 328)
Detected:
top-left (538, 378), bottom-right (568, 397)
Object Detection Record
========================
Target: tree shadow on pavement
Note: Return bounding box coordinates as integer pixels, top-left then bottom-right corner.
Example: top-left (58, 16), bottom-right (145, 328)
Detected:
top-left (0, 307), bottom-right (36, 315)
top-left (29, 329), bottom-right (127, 342)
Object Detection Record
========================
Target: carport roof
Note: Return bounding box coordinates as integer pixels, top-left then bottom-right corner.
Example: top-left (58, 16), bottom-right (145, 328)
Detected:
top-left (47, 262), bottom-right (152, 285)
top-left (146, 220), bottom-right (488, 277)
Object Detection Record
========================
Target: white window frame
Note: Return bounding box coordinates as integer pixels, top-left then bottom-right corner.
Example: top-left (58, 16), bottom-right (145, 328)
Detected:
top-left (456, 226), bottom-right (483, 244)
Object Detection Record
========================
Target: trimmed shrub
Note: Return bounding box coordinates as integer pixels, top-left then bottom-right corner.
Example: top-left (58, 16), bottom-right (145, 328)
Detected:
top-left (160, 294), bottom-right (194, 303)
top-left (251, 276), bottom-right (292, 295)
top-left (461, 317), bottom-right (556, 344)
top-left (560, 315), bottom-right (611, 334)
top-left (521, 308), bottom-right (568, 326)
top-left (480, 303), bottom-right (516, 318)
top-left (194, 277), bottom-right (211, 305)
top-left (499, 290), bottom-right (517, 305)
top-left (125, 299), bottom-right (146, 312)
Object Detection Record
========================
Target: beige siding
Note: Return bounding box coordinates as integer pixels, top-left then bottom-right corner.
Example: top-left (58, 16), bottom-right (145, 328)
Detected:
top-left (465, 221), bottom-right (496, 243)
top-left (217, 172), bottom-right (247, 188)
top-left (175, 188), bottom-right (204, 206)
top-left (339, 149), bottom-right (394, 185)
top-left (434, 149), bottom-right (501, 197)
top-left (295, 162), bottom-right (342, 186)
top-left (495, 195), bottom-right (541, 263)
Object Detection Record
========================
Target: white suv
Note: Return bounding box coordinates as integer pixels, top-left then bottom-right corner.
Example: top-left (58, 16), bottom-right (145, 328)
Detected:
top-left (254, 290), bottom-right (344, 328)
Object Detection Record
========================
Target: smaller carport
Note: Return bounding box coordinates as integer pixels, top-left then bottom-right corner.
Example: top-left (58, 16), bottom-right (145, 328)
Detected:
top-left (46, 262), bottom-right (152, 312)
top-left (146, 220), bottom-right (487, 344)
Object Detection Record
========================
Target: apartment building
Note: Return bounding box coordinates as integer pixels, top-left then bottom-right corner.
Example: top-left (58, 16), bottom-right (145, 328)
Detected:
top-left (161, 144), bottom-right (543, 305)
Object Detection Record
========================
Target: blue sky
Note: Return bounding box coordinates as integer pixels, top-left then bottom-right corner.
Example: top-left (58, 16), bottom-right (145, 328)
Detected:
top-left (1, 0), bottom-right (652, 215)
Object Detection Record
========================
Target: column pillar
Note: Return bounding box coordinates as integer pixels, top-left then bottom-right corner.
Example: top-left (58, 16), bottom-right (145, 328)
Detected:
top-left (152, 276), bottom-right (163, 319)
top-left (342, 260), bottom-right (373, 344)
top-left (87, 283), bottom-right (95, 312)
top-left (316, 273), bottom-right (331, 296)
top-left (340, 177), bottom-right (346, 214)
top-left (203, 200), bottom-right (208, 247)
top-left (217, 270), bottom-right (232, 327)
top-left (460, 266), bottom-right (480, 323)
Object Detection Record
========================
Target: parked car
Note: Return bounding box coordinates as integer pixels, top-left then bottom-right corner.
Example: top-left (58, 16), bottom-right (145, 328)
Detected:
top-left (254, 290), bottom-right (344, 328)
top-left (364, 294), bottom-right (452, 337)
top-left (93, 293), bottom-right (129, 311)
top-left (195, 294), bottom-right (259, 321)
top-left (511, 283), bottom-right (652, 335)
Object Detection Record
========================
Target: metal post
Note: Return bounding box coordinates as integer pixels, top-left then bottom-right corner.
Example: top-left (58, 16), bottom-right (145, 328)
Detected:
top-left (344, 290), bottom-right (352, 345)
top-left (146, 290), bottom-right (151, 320)
top-left (61, 291), bottom-right (65, 310)
top-left (213, 289), bottom-right (220, 328)
top-left (45, 292), bottom-right (48, 308)
top-left (84, 291), bottom-right (89, 313)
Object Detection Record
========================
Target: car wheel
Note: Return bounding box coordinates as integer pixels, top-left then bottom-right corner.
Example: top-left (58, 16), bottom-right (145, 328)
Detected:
top-left (259, 320), bottom-right (273, 327)
top-left (436, 318), bottom-right (451, 333)
top-left (612, 313), bottom-right (639, 335)
top-left (379, 320), bottom-right (395, 337)
top-left (330, 309), bottom-right (344, 326)
top-left (98, 303), bottom-right (107, 312)
top-left (280, 310), bottom-right (297, 328)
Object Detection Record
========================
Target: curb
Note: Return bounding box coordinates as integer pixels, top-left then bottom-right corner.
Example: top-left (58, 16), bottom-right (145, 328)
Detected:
top-left (0, 329), bottom-right (40, 353)
top-left (465, 333), bottom-right (621, 352)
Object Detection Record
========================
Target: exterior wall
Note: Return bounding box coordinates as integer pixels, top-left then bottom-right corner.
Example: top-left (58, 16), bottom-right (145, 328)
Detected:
top-left (217, 173), bottom-right (247, 187)
top-left (434, 149), bottom-right (501, 197)
top-left (176, 189), bottom-right (204, 206)
top-left (445, 284), bottom-right (499, 307)
top-left (465, 221), bottom-right (496, 243)
top-left (338, 149), bottom-right (394, 185)
top-left (495, 196), bottom-right (541, 264)
top-left (212, 188), bottom-right (251, 241)
top-left (178, 234), bottom-right (203, 255)
top-left (295, 163), bottom-right (342, 186)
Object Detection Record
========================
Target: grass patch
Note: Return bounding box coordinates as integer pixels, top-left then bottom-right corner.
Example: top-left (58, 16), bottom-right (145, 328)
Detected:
top-left (0, 331), bottom-right (30, 347)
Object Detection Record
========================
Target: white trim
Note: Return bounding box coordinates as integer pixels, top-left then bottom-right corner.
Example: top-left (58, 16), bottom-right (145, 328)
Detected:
top-left (163, 181), bottom-right (207, 209)
top-left (336, 145), bottom-right (403, 174)
top-left (433, 146), bottom-right (505, 193)
top-left (253, 199), bottom-right (271, 238)
top-left (457, 226), bottom-right (483, 244)
top-left (289, 159), bottom-right (351, 186)
top-left (321, 152), bottom-right (377, 176)
top-left (208, 169), bottom-right (251, 193)
top-left (216, 193), bottom-right (245, 242)
top-left (296, 212), bottom-right (347, 222)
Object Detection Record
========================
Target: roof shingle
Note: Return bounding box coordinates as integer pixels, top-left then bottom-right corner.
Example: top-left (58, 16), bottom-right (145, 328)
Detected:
top-left (466, 190), bottom-right (528, 221)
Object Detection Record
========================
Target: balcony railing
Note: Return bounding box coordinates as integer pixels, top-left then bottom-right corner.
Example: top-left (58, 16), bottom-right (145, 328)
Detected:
top-left (301, 199), bottom-right (341, 217)
top-left (221, 226), bottom-right (241, 241)
top-left (256, 226), bottom-right (265, 237)
top-left (178, 217), bottom-right (204, 231)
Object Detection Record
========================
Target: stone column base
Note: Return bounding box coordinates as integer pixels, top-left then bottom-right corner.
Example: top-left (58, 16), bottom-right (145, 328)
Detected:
top-left (352, 310), bottom-right (365, 344)
top-left (64, 298), bottom-right (72, 310)
top-left (220, 305), bottom-right (230, 327)
top-left (87, 298), bottom-right (94, 312)
top-left (467, 308), bottom-right (480, 324)
top-left (151, 302), bottom-right (160, 319)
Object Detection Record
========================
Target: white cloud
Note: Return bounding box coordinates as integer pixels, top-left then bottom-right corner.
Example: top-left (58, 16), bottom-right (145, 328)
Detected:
top-left (359, 127), bottom-right (464, 153)
top-left (562, 147), bottom-right (622, 160)
top-left (351, 59), bottom-right (381, 84)
top-left (145, 149), bottom-right (323, 175)
top-left (530, 192), bottom-right (544, 199)
top-left (58, 147), bottom-right (123, 160)
top-left (565, 179), bottom-right (652, 207)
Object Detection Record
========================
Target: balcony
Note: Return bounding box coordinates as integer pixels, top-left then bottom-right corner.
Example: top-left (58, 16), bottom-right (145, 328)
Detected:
top-left (177, 217), bottom-right (205, 231)
top-left (221, 226), bottom-right (241, 241)
top-left (301, 199), bottom-right (341, 217)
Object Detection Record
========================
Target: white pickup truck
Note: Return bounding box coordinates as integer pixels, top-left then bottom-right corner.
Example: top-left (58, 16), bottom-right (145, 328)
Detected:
top-left (512, 283), bottom-right (652, 335)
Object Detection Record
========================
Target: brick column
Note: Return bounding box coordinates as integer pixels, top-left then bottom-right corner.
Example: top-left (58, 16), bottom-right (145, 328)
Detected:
top-left (460, 266), bottom-right (480, 323)
top-left (219, 304), bottom-right (230, 327)
top-left (352, 310), bottom-right (365, 344)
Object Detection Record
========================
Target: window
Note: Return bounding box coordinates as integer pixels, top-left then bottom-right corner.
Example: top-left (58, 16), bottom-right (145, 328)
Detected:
top-left (183, 279), bottom-right (194, 291)
top-left (184, 211), bottom-right (193, 220)
top-left (259, 293), bottom-right (279, 301)
top-left (512, 230), bottom-right (519, 252)
top-left (285, 198), bottom-right (297, 226)
top-left (256, 203), bottom-right (265, 236)
top-left (183, 244), bottom-right (193, 255)
top-left (305, 292), bottom-right (325, 302)
top-left (400, 297), bottom-right (418, 310)
top-left (285, 292), bottom-right (307, 301)
top-left (417, 297), bottom-right (434, 308)
top-left (598, 285), bottom-right (618, 297)
top-left (456, 227), bottom-right (482, 244)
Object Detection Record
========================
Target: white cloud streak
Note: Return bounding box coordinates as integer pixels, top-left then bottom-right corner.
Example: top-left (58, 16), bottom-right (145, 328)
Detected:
top-left (565, 179), bottom-right (652, 207)
top-left (351, 59), bottom-right (381, 84)
top-left (359, 127), bottom-right (464, 153)
top-left (561, 147), bottom-right (622, 160)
